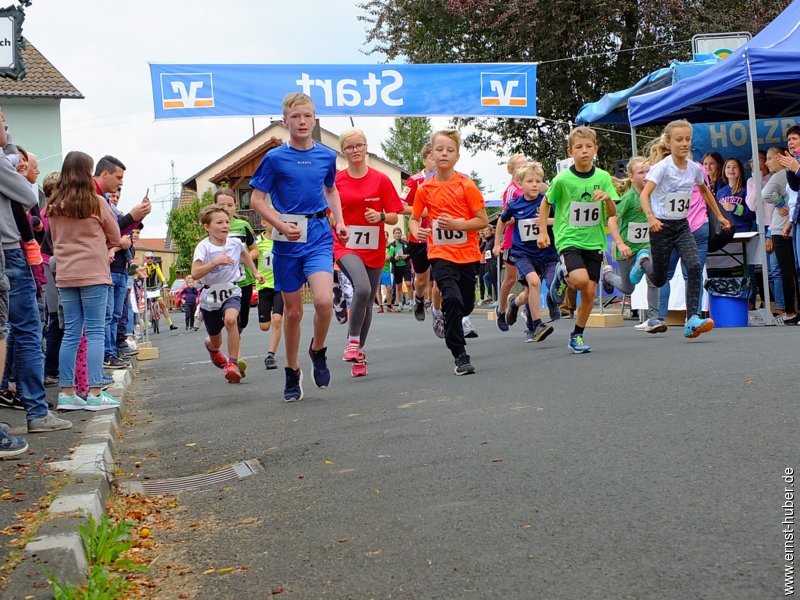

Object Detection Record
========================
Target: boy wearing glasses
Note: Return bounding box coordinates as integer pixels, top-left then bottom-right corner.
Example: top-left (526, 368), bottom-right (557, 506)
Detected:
top-left (250, 93), bottom-right (349, 402)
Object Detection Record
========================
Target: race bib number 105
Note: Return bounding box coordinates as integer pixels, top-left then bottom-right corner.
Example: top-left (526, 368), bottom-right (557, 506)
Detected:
top-left (432, 219), bottom-right (467, 245)
top-left (569, 201), bottom-right (602, 227)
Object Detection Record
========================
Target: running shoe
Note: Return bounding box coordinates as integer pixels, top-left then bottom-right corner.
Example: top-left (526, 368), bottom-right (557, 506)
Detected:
top-left (549, 262), bottom-right (568, 305)
top-left (600, 266), bottom-right (615, 295)
top-left (57, 393), bottom-right (88, 411)
top-left (462, 317), bottom-right (478, 339)
top-left (169, 324), bottom-right (179, 331)
top-left (629, 249), bottom-right (651, 285)
top-left (505, 294), bottom-right (520, 326)
top-left (642, 318), bottom-right (668, 334)
top-left (0, 390), bottom-right (25, 411)
top-left (85, 391), bottom-right (120, 411)
top-left (308, 341), bottom-right (331, 388)
top-left (343, 341), bottom-right (360, 362)
top-left (524, 329), bottom-right (535, 343)
top-left (44, 375), bottom-right (59, 388)
top-left (224, 361), bottom-right (242, 384)
top-left (284, 367), bottom-right (304, 402)
top-left (782, 314), bottom-right (800, 325)
top-left (237, 359), bottom-right (248, 379)
top-left (205, 339), bottom-right (227, 369)
top-left (22, 239), bottom-right (43, 266)
top-left (386, 304), bottom-right (399, 313)
top-left (532, 322), bottom-right (555, 342)
top-left (547, 296), bottom-right (561, 322)
top-left (568, 333), bottom-right (591, 354)
top-left (27, 411), bottom-right (73, 433)
top-left (377, 305), bottom-right (384, 314)
top-left (351, 350), bottom-right (367, 377)
top-left (264, 353), bottom-right (278, 370)
top-left (103, 356), bottom-right (128, 370)
top-left (454, 353), bottom-right (476, 376)
top-left (413, 297), bottom-right (426, 322)
top-left (0, 434), bottom-right (28, 458)
top-left (495, 306), bottom-right (510, 332)
top-left (433, 313), bottom-right (446, 339)
top-left (683, 315), bottom-right (714, 338)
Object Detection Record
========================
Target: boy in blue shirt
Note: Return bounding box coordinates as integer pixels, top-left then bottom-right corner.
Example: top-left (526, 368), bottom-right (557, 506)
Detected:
top-left (493, 163), bottom-right (557, 343)
top-left (250, 93), bottom-right (349, 402)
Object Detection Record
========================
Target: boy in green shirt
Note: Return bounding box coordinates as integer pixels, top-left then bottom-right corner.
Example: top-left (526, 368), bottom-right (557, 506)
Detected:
top-left (537, 126), bottom-right (618, 354)
top-left (255, 219), bottom-right (284, 370)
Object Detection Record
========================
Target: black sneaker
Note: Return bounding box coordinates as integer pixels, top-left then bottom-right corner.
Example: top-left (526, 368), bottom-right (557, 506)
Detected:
top-left (454, 353), bottom-right (475, 376)
top-left (413, 297), bottom-right (426, 322)
top-left (505, 294), bottom-right (520, 326)
top-left (0, 390), bottom-right (25, 411)
top-left (600, 266), bottom-right (615, 295)
top-left (308, 341), bottom-right (330, 389)
top-left (169, 324), bottom-right (179, 331)
top-left (284, 367), bottom-right (304, 402)
top-left (495, 307), bottom-right (509, 332)
top-left (264, 353), bottom-right (278, 370)
top-left (103, 356), bottom-right (128, 370)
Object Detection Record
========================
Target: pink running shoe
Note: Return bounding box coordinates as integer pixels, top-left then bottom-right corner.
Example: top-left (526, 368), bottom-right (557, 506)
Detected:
top-left (351, 350), bottom-right (367, 377)
top-left (342, 341), bottom-right (360, 362)
top-left (224, 361), bottom-right (241, 383)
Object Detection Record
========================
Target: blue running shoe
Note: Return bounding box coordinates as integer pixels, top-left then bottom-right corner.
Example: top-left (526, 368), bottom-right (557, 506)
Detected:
top-left (629, 249), bottom-right (651, 285)
top-left (495, 306), bottom-right (509, 332)
top-left (549, 262), bottom-right (568, 305)
top-left (284, 367), bottom-right (304, 402)
top-left (568, 333), bottom-right (591, 354)
top-left (683, 315), bottom-right (714, 339)
top-left (308, 341), bottom-right (331, 389)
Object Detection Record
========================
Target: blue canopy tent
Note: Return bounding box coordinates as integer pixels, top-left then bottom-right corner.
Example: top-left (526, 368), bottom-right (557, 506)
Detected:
top-left (628, 0), bottom-right (800, 323)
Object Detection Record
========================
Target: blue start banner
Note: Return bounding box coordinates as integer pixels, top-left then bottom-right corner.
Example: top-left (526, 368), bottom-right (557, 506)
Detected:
top-left (692, 116), bottom-right (800, 164)
top-left (149, 63), bottom-right (537, 120)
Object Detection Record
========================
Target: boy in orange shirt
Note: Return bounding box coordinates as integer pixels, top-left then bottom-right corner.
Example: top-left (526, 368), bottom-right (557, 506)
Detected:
top-left (409, 130), bottom-right (488, 375)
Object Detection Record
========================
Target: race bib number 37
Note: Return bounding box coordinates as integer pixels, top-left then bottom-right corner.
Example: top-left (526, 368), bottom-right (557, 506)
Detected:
top-left (271, 214), bottom-right (308, 243)
top-left (200, 283), bottom-right (241, 311)
top-left (432, 219), bottom-right (467, 245)
top-left (626, 222), bottom-right (650, 243)
top-left (346, 225), bottom-right (379, 250)
top-left (569, 201), bottom-right (602, 227)
top-left (664, 193), bottom-right (691, 218)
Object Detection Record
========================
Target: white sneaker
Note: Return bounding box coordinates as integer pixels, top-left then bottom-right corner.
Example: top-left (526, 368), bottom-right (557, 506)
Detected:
top-left (462, 316), bottom-right (478, 339)
top-left (57, 393), bottom-right (88, 411)
top-left (634, 321), bottom-right (649, 331)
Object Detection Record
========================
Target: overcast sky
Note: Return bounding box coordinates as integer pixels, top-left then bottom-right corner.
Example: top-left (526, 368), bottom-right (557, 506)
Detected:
top-left (22, 0), bottom-right (512, 238)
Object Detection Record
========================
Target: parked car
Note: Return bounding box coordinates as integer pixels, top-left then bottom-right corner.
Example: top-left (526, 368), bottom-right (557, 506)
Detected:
top-left (170, 279), bottom-right (186, 309)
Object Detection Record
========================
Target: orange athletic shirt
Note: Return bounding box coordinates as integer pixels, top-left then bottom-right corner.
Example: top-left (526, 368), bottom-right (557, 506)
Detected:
top-left (412, 172), bottom-right (484, 264)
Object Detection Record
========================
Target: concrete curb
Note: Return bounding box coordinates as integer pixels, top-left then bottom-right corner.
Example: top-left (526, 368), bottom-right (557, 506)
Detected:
top-left (3, 363), bottom-right (135, 599)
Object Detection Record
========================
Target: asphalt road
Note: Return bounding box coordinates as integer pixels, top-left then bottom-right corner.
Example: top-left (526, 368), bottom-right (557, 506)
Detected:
top-left (121, 308), bottom-right (797, 599)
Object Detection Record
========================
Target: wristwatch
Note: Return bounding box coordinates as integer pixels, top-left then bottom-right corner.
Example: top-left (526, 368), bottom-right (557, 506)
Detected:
top-left (380, 211), bottom-right (386, 222)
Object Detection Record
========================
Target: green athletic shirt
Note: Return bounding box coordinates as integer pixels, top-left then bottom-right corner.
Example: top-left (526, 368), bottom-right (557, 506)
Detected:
top-left (229, 217), bottom-right (256, 286)
top-left (613, 187), bottom-right (650, 261)
top-left (546, 166), bottom-right (618, 252)
top-left (387, 240), bottom-right (409, 267)
top-left (255, 233), bottom-right (275, 291)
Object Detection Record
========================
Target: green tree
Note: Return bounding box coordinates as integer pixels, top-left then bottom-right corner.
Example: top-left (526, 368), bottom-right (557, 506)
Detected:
top-left (166, 190), bottom-right (213, 273)
top-left (359, 0), bottom-right (788, 175)
top-left (380, 117), bottom-right (433, 173)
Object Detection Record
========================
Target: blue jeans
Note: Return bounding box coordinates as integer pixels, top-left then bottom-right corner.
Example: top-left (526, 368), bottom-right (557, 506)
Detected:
top-left (767, 243), bottom-right (784, 310)
top-left (4, 248), bottom-right (48, 421)
top-left (60, 284), bottom-right (108, 389)
top-left (104, 272), bottom-right (128, 358)
top-left (658, 222), bottom-right (709, 318)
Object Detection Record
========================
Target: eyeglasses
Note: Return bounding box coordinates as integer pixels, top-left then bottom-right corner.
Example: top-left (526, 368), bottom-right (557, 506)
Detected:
top-left (343, 143), bottom-right (366, 153)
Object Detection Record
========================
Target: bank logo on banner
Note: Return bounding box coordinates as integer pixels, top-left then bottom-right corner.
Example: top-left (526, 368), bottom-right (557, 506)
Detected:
top-left (160, 73), bottom-right (215, 110)
top-left (480, 73), bottom-right (527, 107)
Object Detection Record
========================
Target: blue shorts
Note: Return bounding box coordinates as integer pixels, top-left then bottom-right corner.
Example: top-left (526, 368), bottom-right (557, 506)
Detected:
top-left (380, 272), bottom-right (392, 287)
top-left (274, 247), bottom-right (333, 293)
top-left (514, 255), bottom-right (557, 287)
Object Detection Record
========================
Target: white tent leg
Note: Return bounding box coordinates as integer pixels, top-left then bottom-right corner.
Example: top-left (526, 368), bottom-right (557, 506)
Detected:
top-left (746, 79), bottom-right (774, 326)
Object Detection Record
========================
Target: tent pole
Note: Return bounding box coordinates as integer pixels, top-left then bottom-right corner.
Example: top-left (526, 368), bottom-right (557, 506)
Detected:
top-left (745, 79), bottom-right (774, 326)
top-left (630, 126), bottom-right (638, 156)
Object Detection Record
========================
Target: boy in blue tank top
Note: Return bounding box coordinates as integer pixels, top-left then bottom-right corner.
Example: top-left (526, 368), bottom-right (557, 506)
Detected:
top-left (250, 93), bottom-right (349, 402)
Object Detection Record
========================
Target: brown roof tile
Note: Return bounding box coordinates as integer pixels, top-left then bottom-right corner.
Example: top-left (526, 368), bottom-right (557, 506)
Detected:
top-left (0, 39), bottom-right (83, 99)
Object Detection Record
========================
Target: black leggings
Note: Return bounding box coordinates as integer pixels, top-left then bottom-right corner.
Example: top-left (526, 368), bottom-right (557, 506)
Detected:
top-left (773, 236), bottom-right (798, 314)
top-left (185, 301), bottom-right (196, 329)
top-left (650, 220), bottom-right (701, 318)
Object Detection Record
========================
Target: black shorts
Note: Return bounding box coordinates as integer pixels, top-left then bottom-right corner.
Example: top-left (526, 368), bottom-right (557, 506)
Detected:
top-left (257, 287), bottom-right (284, 323)
top-left (501, 249), bottom-right (517, 267)
top-left (200, 295), bottom-right (242, 337)
top-left (407, 241), bottom-right (430, 274)
top-left (393, 264), bottom-right (413, 283)
top-left (559, 247), bottom-right (603, 283)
